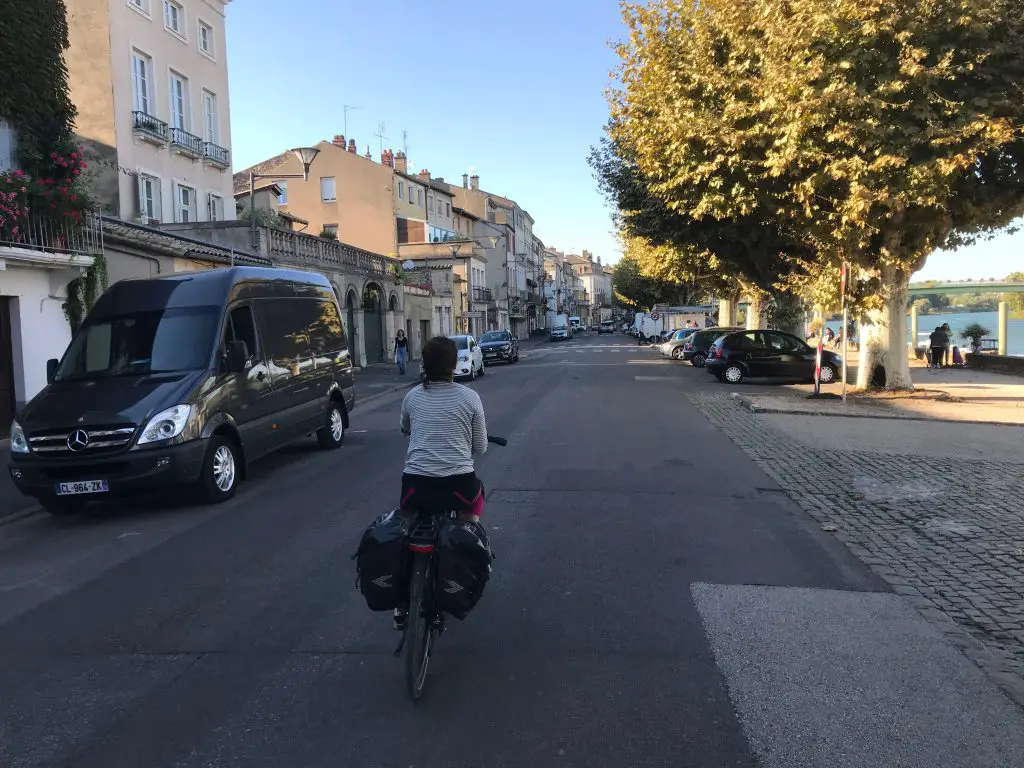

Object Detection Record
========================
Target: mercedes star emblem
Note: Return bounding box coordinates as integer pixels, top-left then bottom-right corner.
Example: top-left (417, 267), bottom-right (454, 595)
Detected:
top-left (67, 429), bottom-right (90, 452)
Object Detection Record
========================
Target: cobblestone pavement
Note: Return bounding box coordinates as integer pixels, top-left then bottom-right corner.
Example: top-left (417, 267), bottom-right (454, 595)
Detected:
top-left (690, 392), bottom-right (1024, 708)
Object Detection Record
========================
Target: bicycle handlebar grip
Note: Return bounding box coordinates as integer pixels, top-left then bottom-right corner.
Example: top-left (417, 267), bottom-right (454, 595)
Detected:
top-left (487, 435), bottom-right (507, 446)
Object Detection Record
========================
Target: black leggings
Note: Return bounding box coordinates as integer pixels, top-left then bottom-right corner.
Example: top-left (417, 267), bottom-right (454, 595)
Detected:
top-left (400, 473), bottom-right (484, 517)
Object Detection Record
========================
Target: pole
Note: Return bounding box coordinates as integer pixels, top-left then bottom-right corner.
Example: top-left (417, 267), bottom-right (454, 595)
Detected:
top-left (841, 259), bottom-right (848, 402)
top-left (998, 301), bottom-right (1008, 356)
top-left (249, 170), bottom-right (256, 247)
top-left (814, 335), bottom-right (822, 396)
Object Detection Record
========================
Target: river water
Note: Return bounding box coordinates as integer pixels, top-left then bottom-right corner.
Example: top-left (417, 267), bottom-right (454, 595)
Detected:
top-left (825, 310), bottom-right (1023, 356)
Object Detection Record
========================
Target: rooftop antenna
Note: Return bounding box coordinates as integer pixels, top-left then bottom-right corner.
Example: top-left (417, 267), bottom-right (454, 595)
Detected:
top-left (375, 121), bottom-right (389, 156)
top-left (343, 104), bottom-right (360, 138)
top-left (403, 130), bottom-right (409, 156)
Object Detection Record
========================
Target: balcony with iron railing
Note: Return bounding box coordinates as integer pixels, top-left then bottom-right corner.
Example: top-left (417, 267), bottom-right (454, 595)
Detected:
top-left (0, 211), bottom-right (102, 257)
top-left (170, 127), bottom-right (203, 158)
top-left (472, 287), bottom-right (494, 303)
top-left (260, 226), bottom-right (398, 279)
top-left (203, 140), bottom-right (230, 169)
top-left (132, 111), bottom-right (169, 145)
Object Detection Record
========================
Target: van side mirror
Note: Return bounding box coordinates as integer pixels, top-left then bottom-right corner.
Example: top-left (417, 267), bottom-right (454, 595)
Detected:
top-left (46, 358), bottom-right (59, 383)
top-left (226, 340), bottom-right (250, 373)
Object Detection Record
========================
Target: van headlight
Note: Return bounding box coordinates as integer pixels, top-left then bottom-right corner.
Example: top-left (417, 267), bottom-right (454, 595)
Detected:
top-left (137, 405), bottom-right (192, 445)
top-left (9, 420), bottom-right (29, 454)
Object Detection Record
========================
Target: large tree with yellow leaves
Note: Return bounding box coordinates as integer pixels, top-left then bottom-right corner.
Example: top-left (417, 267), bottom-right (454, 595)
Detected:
top-left (603, 0), bottom-right (1024, 388)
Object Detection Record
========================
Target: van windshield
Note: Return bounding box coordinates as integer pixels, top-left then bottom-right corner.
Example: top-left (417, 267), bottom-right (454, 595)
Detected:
top-left (55, 305), bottom-right (220, 381)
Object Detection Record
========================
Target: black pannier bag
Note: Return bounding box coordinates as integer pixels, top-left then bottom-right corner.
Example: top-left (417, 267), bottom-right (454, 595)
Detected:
top-left (435, 520), bottom-right (495, 620)
top-left (354, 510), bottom-right (412, 611)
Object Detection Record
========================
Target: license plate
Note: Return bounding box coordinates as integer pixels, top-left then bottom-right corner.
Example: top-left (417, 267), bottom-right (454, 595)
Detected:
top-left (485, 352), bottom-right (497, 357)
top-left (55, 480), bottom-right (109, 496)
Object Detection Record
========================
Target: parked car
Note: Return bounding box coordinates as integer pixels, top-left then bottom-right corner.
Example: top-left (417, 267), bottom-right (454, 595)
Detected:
top-left (660, 328), bottom-right (700, 359)
top-left (449, 335), bottom-right (485, 380)
top-left (8, 267), bottom-right (356, 515)
top-left (478, 329), bottom-right (519, 364)
top-left (680, 326), bottom-right (744, 366)
top-left (599, 320), bottom-right (615, 335)
top-left (704, 329), bottom-right (842, 385)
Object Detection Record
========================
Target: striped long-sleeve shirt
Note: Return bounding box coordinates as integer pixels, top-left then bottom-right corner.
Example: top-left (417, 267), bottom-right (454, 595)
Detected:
top-left (400, 382), bottom-right (487, 476)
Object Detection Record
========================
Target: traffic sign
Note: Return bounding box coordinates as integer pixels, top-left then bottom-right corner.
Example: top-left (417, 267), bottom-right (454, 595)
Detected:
top-left (650, 311), bottom-right (660, 320)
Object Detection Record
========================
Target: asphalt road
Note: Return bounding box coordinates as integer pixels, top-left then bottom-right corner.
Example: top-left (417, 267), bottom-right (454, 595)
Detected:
top-left (2, 333), bottom-right (1023, 767)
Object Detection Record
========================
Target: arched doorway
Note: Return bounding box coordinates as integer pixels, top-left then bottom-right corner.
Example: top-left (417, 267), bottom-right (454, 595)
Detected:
top-left (362, 283), bottom-right (384, 364)
top-left (345, 289), bottom-right (358, 351)
top-left (389, 293), bottom-right (400, 312)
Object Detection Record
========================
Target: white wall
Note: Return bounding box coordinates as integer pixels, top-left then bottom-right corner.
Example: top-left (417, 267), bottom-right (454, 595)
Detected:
top-left (2, 267), bottom-right (74, 407)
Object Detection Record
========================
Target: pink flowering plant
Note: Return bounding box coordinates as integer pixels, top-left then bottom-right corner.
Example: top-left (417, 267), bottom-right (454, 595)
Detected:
top-left (0, 140), bottom-right (93, 244)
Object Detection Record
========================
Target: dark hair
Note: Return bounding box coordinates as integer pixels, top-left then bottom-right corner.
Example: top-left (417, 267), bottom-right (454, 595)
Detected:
top-left (421, 336), bottom-right (457, 385)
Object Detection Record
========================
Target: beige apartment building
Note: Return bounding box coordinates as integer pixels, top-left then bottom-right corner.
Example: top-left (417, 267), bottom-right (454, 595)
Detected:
top-left (66, 0), bottom-right (236, 224)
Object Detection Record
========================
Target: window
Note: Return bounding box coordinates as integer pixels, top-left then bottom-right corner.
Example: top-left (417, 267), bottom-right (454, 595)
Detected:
top-left (417, 188), bottom-right (423, 207)
top-left (320, 176), bottom-right (336, 202)
top-left (164, 0), bottom-right (184, 36)
top-left (446, 202), bottom-right (451, 217)
top-left (408, 185), bottom-right (414, 204)
top-left (131, 50), bottom-right (154, 114)
top-left (276, 181), bottom-right (288, 205)
top-left (201, 90), bottom-right (217, 143)
top-left (223, 305), bottom-right (258, 361)
top-left (307, 299), bottom-right (347, 357)
top-left (174, 182), bottom-right (195, 222)
top-left (198, 20), bottom-right (214, 56)
top-left (0, 120), bottom-right (16, 173)
top-left (322, 223), bottom-right (338, 237)
top-left (766, 332), bottom-right (805, 353)
top-left (137, 173), bottom-right (162, 222)
top-left (127, 0), bottom-right (150, 15)
top-left (168, 72), bottom-right (188, 130)
top-left (55, 306), bottom-right (220, 381)
top-left (253, 299), bottom-right (313, 375)
top-left (207, 192), bottom-right (223, 221)
top-left (397, 181), bottom-right (404, 201)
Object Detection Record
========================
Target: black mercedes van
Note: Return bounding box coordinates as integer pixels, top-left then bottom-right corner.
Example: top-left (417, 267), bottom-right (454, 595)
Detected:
top-left (8, 267), bottom-right (356, 515)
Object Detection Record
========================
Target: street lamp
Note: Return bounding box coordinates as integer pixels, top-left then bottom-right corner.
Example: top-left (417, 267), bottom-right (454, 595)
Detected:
top-left (248, 146), bottom-right (321, 245)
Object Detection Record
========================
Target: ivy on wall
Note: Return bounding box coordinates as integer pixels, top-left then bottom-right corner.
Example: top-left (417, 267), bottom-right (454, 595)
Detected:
top-left (1, 0), bottom-right (112, 332)
top-left (0, 0), bottom-right (76, 174)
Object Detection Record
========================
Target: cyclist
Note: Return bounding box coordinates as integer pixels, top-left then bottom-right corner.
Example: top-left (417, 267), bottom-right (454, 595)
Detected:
top-left (395, 336), bottom-right (488, 629)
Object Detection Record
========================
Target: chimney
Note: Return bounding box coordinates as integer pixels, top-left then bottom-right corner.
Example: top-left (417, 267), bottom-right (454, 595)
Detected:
top-left (395, 151), bottom-right (408, 174)
top-left (462, 173), bottom-right (469, 188)
top-left (381, 148), bottom-right (391, 166)
top-left (333, 134), bottom-right (345, 148)
top-left (418, 169), bottom-right (430, 182)
top-left (347, 139), bottom-right (357, 154)
top-left (470, 174), bottom-right (479, 191)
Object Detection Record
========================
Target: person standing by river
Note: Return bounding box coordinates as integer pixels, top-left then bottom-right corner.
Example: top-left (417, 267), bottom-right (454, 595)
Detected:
top-left (929, 326), bottom-right (948, 369)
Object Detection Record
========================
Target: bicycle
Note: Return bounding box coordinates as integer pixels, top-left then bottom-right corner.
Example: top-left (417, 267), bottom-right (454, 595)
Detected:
top-left (393, 434), bottom-right (506, 701)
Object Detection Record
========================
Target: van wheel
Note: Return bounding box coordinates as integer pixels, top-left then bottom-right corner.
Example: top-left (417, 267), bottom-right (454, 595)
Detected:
top-left (317, 403), bottom-right (346, 449)
top-left (39, 497), bottom-right (84, 516)
top-left (199, 435), bottom-right (239, 504)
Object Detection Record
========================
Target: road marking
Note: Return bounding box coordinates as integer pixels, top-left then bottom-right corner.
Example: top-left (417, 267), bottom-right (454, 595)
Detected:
top-left (634, 376), bottom-right (670, 381)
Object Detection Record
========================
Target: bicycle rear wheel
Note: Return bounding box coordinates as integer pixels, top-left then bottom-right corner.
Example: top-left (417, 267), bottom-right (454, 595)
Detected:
top-left (404, 552), bottom-right (434, 701)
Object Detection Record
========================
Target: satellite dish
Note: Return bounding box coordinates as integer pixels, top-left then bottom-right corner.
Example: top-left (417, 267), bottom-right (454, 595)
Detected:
top-left (402, 260), bottom-right (416, 271)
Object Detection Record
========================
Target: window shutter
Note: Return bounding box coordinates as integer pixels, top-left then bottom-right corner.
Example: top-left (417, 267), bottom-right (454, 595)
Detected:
top-left (136, 174), bottom-right (146, 219)
top-left (151, 179), bottom-right (162, 223)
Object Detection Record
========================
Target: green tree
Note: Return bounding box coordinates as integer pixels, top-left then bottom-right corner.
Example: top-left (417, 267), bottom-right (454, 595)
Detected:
top-left (1004, 271), bottom-right (1024, 313)
top-left (605, 0), bottom-right (1024, 388)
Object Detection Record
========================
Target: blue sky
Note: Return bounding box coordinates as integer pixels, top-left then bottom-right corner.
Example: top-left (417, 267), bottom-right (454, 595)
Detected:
top-left (225, 0), bottom-right (1020, 281)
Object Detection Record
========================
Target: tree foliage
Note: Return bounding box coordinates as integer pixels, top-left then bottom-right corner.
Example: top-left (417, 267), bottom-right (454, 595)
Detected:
top-left (1005, 272), bottom-right (1024, 313)
top-left (601, 0), bottom-right (1024, 387)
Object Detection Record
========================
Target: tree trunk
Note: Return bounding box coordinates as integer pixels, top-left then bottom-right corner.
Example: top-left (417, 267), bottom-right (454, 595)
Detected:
top-left (718, 283), bottom-right (741, 326)
top-left (745, 294), bottom-right (766, 330)
top-left (856, 265), bottom-right (913, 390)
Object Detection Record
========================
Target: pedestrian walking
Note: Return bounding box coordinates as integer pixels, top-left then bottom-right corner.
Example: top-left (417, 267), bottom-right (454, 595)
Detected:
top-left (929, 326), bottom-right (948, 369)
top-left (394, 329), bottom-right (409, 375)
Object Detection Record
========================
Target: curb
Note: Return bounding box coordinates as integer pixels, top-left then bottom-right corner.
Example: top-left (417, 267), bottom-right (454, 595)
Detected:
top-left (0, 504), bottom-right (42, 528)
top-left (356, 379), bottom-right (418, 406)
top-left (729, 393), bottom-right (1024, 428)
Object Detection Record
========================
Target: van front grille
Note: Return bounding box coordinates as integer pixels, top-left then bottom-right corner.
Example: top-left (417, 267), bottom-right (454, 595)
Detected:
top-left (28, 425), bottom-right (137, 458)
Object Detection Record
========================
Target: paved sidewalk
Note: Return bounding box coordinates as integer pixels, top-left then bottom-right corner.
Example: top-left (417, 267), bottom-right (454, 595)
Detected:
top-left (352, 359), bottom-right (422, 403)
top-left (690, 391), bottom-right (1024, 708)
top-left (738, 365), bottom-right (1024, 425)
